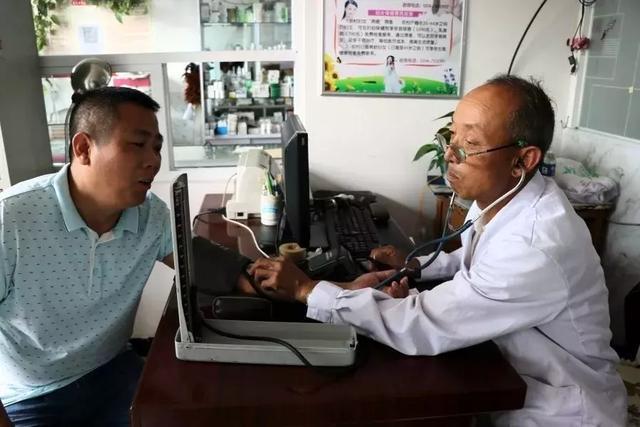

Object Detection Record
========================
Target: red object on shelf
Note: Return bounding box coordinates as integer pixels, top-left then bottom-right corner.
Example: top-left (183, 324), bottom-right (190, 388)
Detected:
top-left (112, 75), bottom-right (151, 89)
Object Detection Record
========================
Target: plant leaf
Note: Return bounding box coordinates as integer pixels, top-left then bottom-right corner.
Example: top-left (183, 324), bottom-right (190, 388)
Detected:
top-left (413, 144), bottom-right (438, 161)
top-left (429, 158), bottom-right (438, 172)
top-left (434, 111), bottom-right (454, 120)
top-left (50, 14), bottom-right (60, 25)
top-left (436, 126), bottom-right (451, 136)
top-left (435, 132), bottom-right (447, 149)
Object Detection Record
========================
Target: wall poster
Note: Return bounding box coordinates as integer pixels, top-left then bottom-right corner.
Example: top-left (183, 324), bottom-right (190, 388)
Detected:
top-left (323, 0), bottom-right (466, 97)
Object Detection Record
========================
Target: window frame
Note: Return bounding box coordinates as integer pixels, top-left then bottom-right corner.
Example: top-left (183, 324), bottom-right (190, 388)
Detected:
top-left (566, 2), bottom-right (640, 144)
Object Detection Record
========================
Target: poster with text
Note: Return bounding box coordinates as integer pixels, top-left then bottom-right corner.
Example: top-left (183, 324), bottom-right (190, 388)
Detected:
top-left (323, 0), bottom-right (466, 97)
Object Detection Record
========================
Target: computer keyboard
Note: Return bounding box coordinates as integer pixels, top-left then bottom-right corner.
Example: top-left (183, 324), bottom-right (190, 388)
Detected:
top-left (323, 201), bottom-right (380, 260)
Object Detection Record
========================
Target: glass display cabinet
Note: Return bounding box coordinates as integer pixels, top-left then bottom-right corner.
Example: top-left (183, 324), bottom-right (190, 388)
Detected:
top-left (170, 0), bottom-right (295, 168)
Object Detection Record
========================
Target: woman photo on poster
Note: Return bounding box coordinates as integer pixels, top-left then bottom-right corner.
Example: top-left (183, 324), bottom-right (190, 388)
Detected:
top-left (342, 0), bottom-right (358, 20)
top-left (383, 55), bottom-right (404, 93)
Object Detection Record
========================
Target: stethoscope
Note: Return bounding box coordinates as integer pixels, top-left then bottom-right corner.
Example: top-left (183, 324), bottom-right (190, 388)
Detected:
top-left (375, 170), bottom-right (527, 290)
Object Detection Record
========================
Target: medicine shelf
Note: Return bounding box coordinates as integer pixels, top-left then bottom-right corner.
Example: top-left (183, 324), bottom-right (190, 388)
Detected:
top-left (204, 134), bottom-right (281, 143)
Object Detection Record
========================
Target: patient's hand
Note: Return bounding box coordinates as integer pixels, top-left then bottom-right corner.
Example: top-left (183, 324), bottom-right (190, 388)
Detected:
top-left (369, 245), bottom-right (407, 270)
top-left (385, 279), bottom-right (409, 298)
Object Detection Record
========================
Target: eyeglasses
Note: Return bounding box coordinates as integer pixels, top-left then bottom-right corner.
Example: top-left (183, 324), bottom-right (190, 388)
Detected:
top-left (438, 135), bottom-right (527, 164)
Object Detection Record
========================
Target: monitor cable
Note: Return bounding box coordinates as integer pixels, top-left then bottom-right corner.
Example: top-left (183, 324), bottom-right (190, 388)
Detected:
top-left (216, 172), bottom-right (271, 259)
top-left (198, 309), bottom-right (368, 394)
top-left (198, 313), bottom-right (313, 367)
top-left (507, 0), bottom-right (548, 75)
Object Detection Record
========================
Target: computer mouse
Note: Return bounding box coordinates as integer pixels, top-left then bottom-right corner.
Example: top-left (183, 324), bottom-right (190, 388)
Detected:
top-left (369, 202), bottom-right (389, 225)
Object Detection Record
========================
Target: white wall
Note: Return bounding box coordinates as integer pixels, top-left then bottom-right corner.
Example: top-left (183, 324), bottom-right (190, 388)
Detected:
top-left (300, 0), bottom-right (576, 239)
top-left (558, 128), bottom-right (640, 345)
top-left (133, 0), bottom-right (580, 337)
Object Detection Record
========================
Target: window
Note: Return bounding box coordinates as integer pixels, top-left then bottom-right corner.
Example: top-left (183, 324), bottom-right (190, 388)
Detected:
top-left (34, 1), bottom-right (199, 55)
top-left (578, 0), bottom-right (640, 140)
top-left (42, 72), bottom-right (152, 166)
top-left (35, 0), bottom-right (298, 169)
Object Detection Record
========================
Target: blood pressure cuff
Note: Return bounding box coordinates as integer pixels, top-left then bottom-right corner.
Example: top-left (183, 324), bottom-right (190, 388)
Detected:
top-left (192, 235), bottom-right (253, 297)
top-left (192, 236), bottom-right (276, 321)
top-left (191, 236), bottom-right (310, 322)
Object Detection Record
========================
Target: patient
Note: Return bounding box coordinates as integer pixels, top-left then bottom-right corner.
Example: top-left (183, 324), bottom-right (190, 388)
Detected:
top-left (1, 87), bottom-right (171, 427)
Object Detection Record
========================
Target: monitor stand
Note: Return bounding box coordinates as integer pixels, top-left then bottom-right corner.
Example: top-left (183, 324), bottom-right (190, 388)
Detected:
top-left (273, 211), bottom-right (328, 251)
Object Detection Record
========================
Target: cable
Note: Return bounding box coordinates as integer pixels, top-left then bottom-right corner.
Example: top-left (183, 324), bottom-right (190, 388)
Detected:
top-left (199, 310), bottom-right (369, 391)
top-left (199, 314), bottom-right (313, 367)
top-left (192, 208), bottom-right (226, 228)
top-left (609, 220), bottom-right (640, 227)
top-left (221, 173), bottom-right (237, 209)
top-left (217, 171), bottom-right (271, 258)
top-left (573, 2), bottom-right (585, 40)
top-left (507, 0), bottom-right (548, 75)
top-left (221, 215), bottom-right (271, 258)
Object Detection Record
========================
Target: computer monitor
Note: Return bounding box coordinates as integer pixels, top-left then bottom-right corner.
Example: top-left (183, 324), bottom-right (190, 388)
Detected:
top-left (280, 114), bottom-right (310, 248)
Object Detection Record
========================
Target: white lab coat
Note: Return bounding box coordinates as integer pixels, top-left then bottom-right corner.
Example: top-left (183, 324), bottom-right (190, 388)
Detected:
top-left (307, 172), bottom-right (627, 426)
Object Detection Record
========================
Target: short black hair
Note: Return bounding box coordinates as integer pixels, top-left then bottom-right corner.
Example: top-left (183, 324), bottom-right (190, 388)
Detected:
top-left (485, 74), bottom-right (555, 156)
top-left (68, 86), bottom-right (160, 161)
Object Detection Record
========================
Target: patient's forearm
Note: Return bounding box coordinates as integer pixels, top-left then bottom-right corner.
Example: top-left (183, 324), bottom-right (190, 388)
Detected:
top-left (237, 274), bottom-right (257, 294)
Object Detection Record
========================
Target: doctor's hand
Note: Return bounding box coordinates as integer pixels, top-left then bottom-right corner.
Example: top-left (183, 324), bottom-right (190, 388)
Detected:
top-left (369, 245), bottom-right (407, 271)
top-left (346, 270), bottom-right (410, 298)
top-left (249, 257), bottom-right (319, 304)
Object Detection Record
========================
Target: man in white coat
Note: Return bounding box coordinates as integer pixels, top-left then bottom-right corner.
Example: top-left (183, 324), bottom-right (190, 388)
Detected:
top-left (249, 74), bottom-right (627, 426)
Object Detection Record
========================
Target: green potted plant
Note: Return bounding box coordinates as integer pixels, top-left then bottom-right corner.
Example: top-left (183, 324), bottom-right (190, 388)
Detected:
top-left (32, 0), bottom-right (148, 52)
top-left (413, 111), bottom-right (453, 182)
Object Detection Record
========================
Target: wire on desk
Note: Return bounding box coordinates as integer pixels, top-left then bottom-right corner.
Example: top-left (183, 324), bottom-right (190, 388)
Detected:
top-left (221, 214), bottom-right (271, 258)
top-left (219, 171), bottom-right (271, 259)
top-left (199, 315), bottom-right (313, 367)
top-left (221, 173), bottom-right (237, 209)
top-left (192, 208), bottom-right (226, 228)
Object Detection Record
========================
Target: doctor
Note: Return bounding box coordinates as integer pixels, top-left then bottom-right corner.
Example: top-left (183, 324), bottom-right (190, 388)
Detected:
top-left (250, 74), bottom-right (627, 426)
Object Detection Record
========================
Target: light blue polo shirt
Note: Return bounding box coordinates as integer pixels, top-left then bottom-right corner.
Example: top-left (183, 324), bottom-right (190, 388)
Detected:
top-left (0, 165), bottom-right (173, 406)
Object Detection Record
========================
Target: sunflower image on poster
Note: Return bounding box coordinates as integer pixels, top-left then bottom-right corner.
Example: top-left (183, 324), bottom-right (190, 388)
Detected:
top-left (323, 0), bottom-right (464, 97)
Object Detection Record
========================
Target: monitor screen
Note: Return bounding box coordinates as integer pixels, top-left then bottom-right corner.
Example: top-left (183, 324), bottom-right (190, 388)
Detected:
top-left (280, 115), bottom-right (310, 248)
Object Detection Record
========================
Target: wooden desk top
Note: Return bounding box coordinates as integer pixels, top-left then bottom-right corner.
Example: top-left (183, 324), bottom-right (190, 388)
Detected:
top-left (131, 194), bottom-right (526, 427)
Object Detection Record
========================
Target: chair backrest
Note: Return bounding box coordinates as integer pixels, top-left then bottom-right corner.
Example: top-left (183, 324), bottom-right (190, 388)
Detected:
top-left (0, 399), bottom-right (11, 427)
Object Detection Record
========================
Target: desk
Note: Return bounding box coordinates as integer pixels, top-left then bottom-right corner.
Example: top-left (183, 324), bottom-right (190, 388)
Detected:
top-left (433, 194), bottom-right (613, 256)
top-left (131, 194), bottom-right (526, 427)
